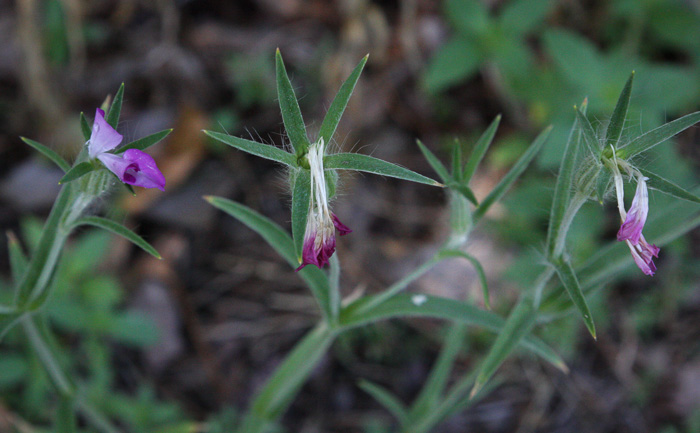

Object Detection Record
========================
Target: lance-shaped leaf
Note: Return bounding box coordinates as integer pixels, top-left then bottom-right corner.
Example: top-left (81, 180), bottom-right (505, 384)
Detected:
top-left (358, 380), bottom-right (408, 423)
top-left (462, 115), bottom-right (501, 183)
top-left (105, 83), bottom-right (125, 129)
top-left (547, 102), bottom-right (586, 258)
top-left (242, 325), bottom-right (333, 431)
top-left (21, 137), bottom-right (71, 173)
top-left (618, 111), bottom-right (700, 159)
top-left (80, 112), bottom-right (92, 141)
top-left (72, 216), bottom-right (161, 259)
top-left (473, 126), bottom-right (551, 222)
top-left (319, 55), bottom-right (368, 145)
top-left (7, 231), bottom-right (28, 283)
top-left (58, 162), bottom-right (95, 184)
top-left (416, 139), bottom-right (451, 183)
top-left (205, 196), bottom-right (333, 320)
top-left (115, 129), bottom-right (173, 154)
top-left (552, 256), bottom-right (596, 339)
top-left (409, 324), bottom-right (468, 421)
top-left (450, 183), bottom-right (478, 206)
top-left (324, 153), bottom-right (442, 186)
top-left (291, 169), bottom-right (311, 260)
top-left (276, 49), bottom-right (310, 155)
top-left (339, 293), bottom-right (566, 371)
top-left (639, 168), bottom-right (700, 204)
top-left (203, 130), bottom-right (295, 166)
top-left (452, 139), bottom-right (464, 182)
top-left (606, 72), bottom-right (634, 148)
top-left (470, 298), bottom-right (537, 398)
top-left (575, 108), bottom-right (602, 159)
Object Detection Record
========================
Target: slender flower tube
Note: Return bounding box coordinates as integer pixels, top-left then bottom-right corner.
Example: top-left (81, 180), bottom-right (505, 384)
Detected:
top-left (611, 164), bottom-right (659, 275)
top-left (88, 109), bottom-right (166, 191)
top-left (296, 138), bottom-right (351, 271)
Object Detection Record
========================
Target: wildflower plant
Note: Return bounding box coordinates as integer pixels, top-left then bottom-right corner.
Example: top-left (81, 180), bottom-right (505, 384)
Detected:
top-left (2, 85), bottom-right (170, 429)
top-left (205, 53), bottom-right (700, 432)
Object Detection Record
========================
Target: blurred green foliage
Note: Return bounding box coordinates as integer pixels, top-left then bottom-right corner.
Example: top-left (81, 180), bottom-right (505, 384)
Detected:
top-left (0, 219), bottom-right (187, 432)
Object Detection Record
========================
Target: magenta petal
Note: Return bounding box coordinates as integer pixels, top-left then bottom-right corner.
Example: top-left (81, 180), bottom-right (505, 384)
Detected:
top-left (331, 213), bottom-right (352, 236)
top-left (121, 149), bottom-right (166, 191)
top-left (97, 153), bottom-right (137, 181)
top-left (626, 236), bottom-right (660, 276)
top-left (617, 179), bottom-right (649, 244)
top-left (295, 232), bottom-right (336, 272)
top-left (88, 108), bottom-right (123, 157)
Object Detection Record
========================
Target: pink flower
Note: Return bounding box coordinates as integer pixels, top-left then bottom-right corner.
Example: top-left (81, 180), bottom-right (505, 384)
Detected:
top-left (613, 174), bottom-right (659, 275)
top-left (88, 109), bottom-right (165, 191)
top-left (295, 139), bottom-right (351, 271)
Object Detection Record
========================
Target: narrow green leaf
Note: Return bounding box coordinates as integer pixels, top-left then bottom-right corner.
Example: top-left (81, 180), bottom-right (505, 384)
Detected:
top-left (319, 55), bottom-right (368, 145)
top-left (203, 130), bottom-right (295, 166)
top-left (606, 72), bottom-right (634, 148)
top-left (618, 111), bottom-right (700, 159)
top-left (115, 129), bottom-right (172, 154)
top-left (547, 103), bottom-right (586, 258)
top-left (449, 182), bottom-right (478, 206)
top-left (339, 294), bottom-right (565, 371)
top-left (595, 169), bottom-right (611, 204)
top-left (473, 126), bottom-right (551, 222)
top-left (80, 112), bottom-right (91, 141)
top-left (575, 108), bottom-right (602, 159)
top-left (58, 162), bottom-right (95, 184)
top-left (0, 311), bottom-right (25, 343)
top-left (471, 299), bottom-right (537, 397)
top-left (205, 197), bottom-right (333, 320)
top-left (451, 139), bottom-right (463, 182)
top-left (440, 250), bottom-right (490, 309)
top-left (72, 216), bottom-right (161, 259)
top-left (105, 83), bottom-right (125, 129)
top-left (275, 49), bottom-right (310, 155)
top-left (552, 257), bottom-right (596, 339)
top-left (639, 168), bottom-right (700, 204)
top-left (358, 380), bottom-right (408, 423)
top-left (243, 325), bottom-right (333, 430)
top-left (7, 231), bottom-right (28, 284)
top-left (21, 316), bottom-right (76, 397)
top-left (20, 137), bottom-right (71, 172)
top-left (291, 170), bottom-right (311, 261)
top-left (410, 324), bottom-right (468, 421)
top-left (463, 115), bottom-right (501, 183)
top-left (324, 153), bottom-right (442, 186)
top-left (416, 139), bottom-right (451, 183)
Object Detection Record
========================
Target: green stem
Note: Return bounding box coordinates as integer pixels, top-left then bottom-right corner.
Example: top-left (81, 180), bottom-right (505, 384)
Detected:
top-left (21, 315), bottom-right (75, 397)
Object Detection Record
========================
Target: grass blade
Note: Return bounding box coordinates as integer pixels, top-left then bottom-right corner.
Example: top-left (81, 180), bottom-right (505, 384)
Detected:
top-left (58, 162), bottom-right (96, 185)
top-left (639, 168), bottom-right (700, 204)
top-left (552, 256), bottom-right (596, 339)
top-left (105, 83), bottom-right (125, 129)
top-left (606, 72), bottom-right (634, 148)
top-left (20, 137), bottom-right (71, 172)
top-left (276, 49), bottom-right (310, 155)
top-left (319, 55), bottom-right (368, 145)
top-left (416, 139), bottom-right (451, 183)
top-left (72, 216), bottom-right (161, 259)
top-left (324, 153), bottom-right (442, 186)
top-left (474, 126), bottom-right (551, 222)
top-left (618, 111), bottom-right (700, 159)
top-left (462, 115), bottom-right (501, 183)
top-left (204, 130), bottom-right (296, 166)
top-left (358, 380), bottom-right (408, 423)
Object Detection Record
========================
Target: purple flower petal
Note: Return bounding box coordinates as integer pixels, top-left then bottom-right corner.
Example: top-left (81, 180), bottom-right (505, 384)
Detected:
top-left (617, 178), bottom-right (649, 244)
top-left (121, 149), bottom-right (166, 191)
top-left (97, 152), bottom-right (137, 181)
top-left (625, 236), bottom-right (660, 276)
top-left (88, 108), bottom-right (123, 157)
top-left (332, 213), bottom-right (352, 236)
top-left (295, 230), bottom-right (337, 272)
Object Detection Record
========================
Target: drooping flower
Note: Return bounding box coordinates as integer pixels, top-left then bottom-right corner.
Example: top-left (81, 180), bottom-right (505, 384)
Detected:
top-left (612, 167), bottom-right (659, 275)
top-left (295, 139), bottom-right (351, 271)
top-left (88, 108), bottom-right (165, 191)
